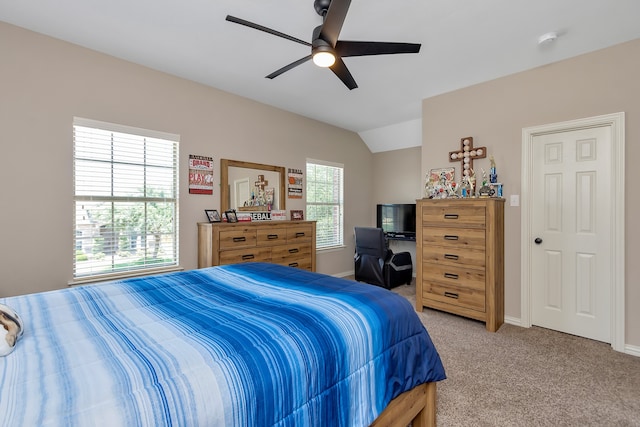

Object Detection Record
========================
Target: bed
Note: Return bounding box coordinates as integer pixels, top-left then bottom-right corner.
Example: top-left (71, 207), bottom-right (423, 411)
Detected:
top-left (0, 262), bottom-right (445, 426)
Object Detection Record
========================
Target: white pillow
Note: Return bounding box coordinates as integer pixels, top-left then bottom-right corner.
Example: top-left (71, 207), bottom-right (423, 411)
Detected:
top-left (0, 303), bottom-right (24, 356)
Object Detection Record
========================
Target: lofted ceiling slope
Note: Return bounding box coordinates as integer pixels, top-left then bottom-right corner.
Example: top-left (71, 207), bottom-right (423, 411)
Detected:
top-left (2, 0), bottom-right (640, 152)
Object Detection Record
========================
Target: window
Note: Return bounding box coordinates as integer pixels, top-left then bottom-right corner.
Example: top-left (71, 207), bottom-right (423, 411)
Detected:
top-left (306, 159), bottom-right (344, 249)
top-left (73, 118), bottom-right (179, 281)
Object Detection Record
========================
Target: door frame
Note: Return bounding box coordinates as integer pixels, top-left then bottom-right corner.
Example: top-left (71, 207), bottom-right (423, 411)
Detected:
top-left (520, 112), bottom-right (625, 352)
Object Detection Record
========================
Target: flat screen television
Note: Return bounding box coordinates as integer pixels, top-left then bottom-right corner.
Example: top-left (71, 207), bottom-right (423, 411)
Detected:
top-left (376, 204), bottom-right (416, 240)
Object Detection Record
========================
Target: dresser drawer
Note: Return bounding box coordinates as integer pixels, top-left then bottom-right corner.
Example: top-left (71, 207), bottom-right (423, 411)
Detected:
top-left (273, 258), bottom-right (313, 270)
top-left (257, 227), bottom-right (287, 246)
top-left (272, 243), bottom-right (312, 261)
top-left (219, 229), bottom-right (257, 249)
top-left (423, 263), bottom-right (485, 290)
top-left (422, 227), bottom-right (485, 250)
top-left (423, 281), bottom-right (485, 312)
top-left (421, 204), bottom-right (486, 228)
top-left (422, 246), bottom-right (485, 269)
top-left (219, 247), bottom-right (271, 264)
top-left (286, 225), bottom-right (313, 242)
top-left (199, 221), bottom-right (316, 271)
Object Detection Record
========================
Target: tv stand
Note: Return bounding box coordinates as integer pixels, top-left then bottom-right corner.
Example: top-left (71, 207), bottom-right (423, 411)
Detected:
top-left (385, 232), bottom-right (416, 241)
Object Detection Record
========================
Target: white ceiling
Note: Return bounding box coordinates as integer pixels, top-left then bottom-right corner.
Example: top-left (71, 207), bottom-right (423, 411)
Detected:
top-left (2, 0), bottom-right (640, 152)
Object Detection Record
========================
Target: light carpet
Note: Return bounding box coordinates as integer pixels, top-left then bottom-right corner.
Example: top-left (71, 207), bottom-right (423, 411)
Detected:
top-left (389, 283), bottom-right (640, 427)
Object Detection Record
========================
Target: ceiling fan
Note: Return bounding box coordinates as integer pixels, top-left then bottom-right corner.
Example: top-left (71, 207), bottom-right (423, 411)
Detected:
top-left (226, 0), bottom-right (421, 90)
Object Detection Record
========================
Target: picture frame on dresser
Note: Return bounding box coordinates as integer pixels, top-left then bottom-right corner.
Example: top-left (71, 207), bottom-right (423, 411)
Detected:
top-left (224, 209), bottom-right (238, 223)
top-left (205, 209), bottom-right (221, 223)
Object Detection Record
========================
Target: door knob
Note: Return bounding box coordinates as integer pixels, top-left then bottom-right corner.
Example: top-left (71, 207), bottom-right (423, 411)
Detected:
top-left (534, 237), bottom-right (543, 244)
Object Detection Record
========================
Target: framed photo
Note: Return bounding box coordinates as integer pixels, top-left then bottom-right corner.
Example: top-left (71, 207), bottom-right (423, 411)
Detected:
top-left (290, 210), bottom-right (304, 221)
top-left (205, 209), bottom-right (221, 223)
top-left (224, 209), bottom-right (238, 223)
top-left (428, 167), bottom-right (455, 185)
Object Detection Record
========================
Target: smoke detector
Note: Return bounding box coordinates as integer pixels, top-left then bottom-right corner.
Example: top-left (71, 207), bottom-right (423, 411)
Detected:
top-left (538, 32), bottom-right (558, 45)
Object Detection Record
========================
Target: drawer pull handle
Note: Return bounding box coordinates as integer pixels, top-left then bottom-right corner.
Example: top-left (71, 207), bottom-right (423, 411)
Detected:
top-left (288, 262), bottom-right (299, 267)
top-left (444, 214), bottom-right (459, 219)
top-left (444, 291), bottom-right (459, 299)
top-left (444, 273), bottom-right (459, 280)
top-left (233, 236), bottom-right (246, 242)
top-left (444, 235), bottom-right (459, 240)
top-left (288, 248), bottom-right (299, 254)
top-left (241, 254), bottom-right (255, 260)
top-left (267, 234), bottom-right (279, 240)
top-left (444, 254), bottom-right (459, 260)
top-left (295, 232), bottom-right (306, 237)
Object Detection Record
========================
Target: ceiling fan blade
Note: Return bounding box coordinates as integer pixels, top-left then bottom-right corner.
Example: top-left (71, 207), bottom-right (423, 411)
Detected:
top-left (329, 57), bottom-right (358, 90)
top-left (266, 55), bottom-right (313, 79)
top-left (318, 0), bottom-right (351, 46)
top-left (335, 41), bottom-right (421, 57)
top-left (226, 15), bottom-right (311, 47)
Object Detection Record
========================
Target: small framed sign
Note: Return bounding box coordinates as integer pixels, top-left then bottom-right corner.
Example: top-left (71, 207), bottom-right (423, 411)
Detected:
top-left (290, 210), bottom-right (304, 221)
top-left (205, 209), bottom-right (221, 223)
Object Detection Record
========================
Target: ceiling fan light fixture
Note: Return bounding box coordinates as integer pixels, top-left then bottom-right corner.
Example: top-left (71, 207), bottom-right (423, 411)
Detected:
top-left (312, 46), bottom-right (336, 67)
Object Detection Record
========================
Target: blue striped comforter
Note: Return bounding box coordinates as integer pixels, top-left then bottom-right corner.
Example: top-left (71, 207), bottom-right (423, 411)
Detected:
top-left (1, 263), bottom-right (445, 426)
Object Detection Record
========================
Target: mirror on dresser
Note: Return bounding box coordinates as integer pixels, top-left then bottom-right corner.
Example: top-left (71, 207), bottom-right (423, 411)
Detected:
top-left (220, 159), bottom-right (286, 214)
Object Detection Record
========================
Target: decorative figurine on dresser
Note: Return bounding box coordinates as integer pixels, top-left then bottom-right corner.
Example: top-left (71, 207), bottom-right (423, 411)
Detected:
top-left (416, 194), bottom-right (505, 332)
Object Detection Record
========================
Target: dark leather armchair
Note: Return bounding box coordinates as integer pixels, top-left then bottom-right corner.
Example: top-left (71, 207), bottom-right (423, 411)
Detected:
top-left (354, 227), bottom-right (413, 289)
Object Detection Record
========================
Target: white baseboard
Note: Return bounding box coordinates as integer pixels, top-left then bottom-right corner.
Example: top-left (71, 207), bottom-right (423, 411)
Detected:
top-left (504, 315), bottom-right (522, 327)
top-left (624, 344), bottom-right (640, 357)
top-left (334, 271), bottom-right (353, 278)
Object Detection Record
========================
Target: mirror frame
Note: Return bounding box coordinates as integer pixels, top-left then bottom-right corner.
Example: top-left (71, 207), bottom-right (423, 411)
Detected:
top-left (220, 159), bottom-right (286, 214)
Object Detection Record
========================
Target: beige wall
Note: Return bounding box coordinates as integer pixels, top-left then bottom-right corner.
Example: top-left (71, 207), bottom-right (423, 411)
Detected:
top-left (373, 146), bottom-right (423, 207)
top-left (372, 146), bottom-right (422, 271)
top-left (421, 38), bottom-right (640, 346)
top-left (0, 22), bottom-right (373, 297)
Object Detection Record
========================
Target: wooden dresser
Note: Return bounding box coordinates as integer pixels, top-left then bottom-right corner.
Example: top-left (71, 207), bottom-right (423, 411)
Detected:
top-left (198, 221), bottom-right (316, 271)
top-left (416, 198), bottom-right (504, 332)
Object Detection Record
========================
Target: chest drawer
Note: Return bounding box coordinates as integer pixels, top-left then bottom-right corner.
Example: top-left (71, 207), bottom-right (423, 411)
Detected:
top-left (422, 246), bottom-right (485, 269)
top-left (421, 204), bottom-right (486, 228)
top-left (257, 228), bottom-right (287, 246)
top-left (219, 229), bottom-right (257, 249)
top-left (422, 227), bottom-right (485, 250)
top-left (423, 282), bottom-right (485, 312)
top-left (286, 225), bottom-right (313, 242)
top-left (422, 263), bottom-right (485, 290)
top-left (219, 247), bottom-right (271, 264)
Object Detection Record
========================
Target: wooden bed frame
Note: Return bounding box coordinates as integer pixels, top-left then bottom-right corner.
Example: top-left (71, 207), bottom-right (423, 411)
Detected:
top-left (371, 382), bottom-right (437, 427)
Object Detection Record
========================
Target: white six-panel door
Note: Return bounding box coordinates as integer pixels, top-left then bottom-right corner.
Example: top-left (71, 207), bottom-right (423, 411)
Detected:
top-left (531, 127), bottom-right (612, 342)
top-left (522, 113), bottom-right (625, 352)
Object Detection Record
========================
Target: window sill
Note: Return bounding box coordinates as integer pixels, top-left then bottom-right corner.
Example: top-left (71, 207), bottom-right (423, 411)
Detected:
top-left (317, 245), bottom-right (346, 253)
top-left (69, 265), bottom-right (184, 286)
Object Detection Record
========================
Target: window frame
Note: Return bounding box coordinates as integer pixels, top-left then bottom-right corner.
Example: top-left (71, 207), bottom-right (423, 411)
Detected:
top-left (72, 117), bottom-right (180, 284)
top-left (305, 158), bottom-right (344, 250)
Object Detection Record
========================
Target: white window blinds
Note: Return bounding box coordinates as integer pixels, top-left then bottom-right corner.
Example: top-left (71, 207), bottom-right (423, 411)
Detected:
top-left (73, 118), bottom-right (179, 280)
top-left (306, 159), bottom-right (344, 249)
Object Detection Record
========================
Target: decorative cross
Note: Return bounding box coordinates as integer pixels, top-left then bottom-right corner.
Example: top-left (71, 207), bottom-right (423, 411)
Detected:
top-left (449, 137), bottom-right (486, 177)
top-left (255, 175), bottom-right (268, 191)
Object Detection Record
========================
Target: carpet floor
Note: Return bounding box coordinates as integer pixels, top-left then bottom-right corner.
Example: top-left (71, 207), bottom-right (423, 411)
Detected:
top-left (388, 282), bottom-right (640, 426)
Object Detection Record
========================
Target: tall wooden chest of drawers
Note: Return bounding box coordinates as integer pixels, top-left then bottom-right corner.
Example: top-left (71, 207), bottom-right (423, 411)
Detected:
top-left (198, 221), bottom-right (316, 272)
top-left (416, 198), bottom-right (504, 332)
